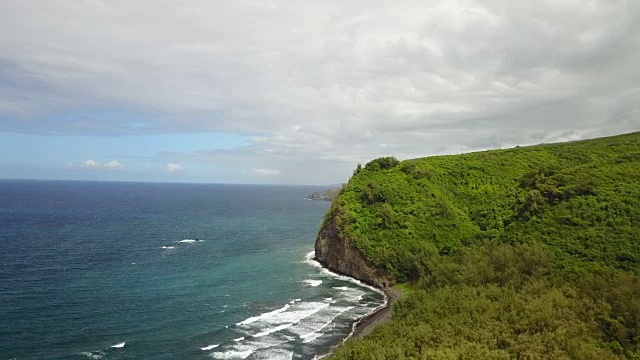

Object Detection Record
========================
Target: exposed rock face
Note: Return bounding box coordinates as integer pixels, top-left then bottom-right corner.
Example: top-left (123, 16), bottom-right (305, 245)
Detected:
top-left (314, 208), bottom-right (390, 288)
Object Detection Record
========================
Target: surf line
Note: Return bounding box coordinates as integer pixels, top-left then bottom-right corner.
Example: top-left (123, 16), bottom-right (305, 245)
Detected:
top-left (303, 250), bottom-right (390, 359)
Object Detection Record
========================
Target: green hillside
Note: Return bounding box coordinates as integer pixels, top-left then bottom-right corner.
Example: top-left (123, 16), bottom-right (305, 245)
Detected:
top-left (326, 132), bottom-right (640, 359)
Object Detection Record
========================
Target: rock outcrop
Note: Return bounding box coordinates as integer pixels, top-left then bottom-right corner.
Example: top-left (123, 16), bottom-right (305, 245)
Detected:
top-left (306, 188), bottom-right (341, 201)
top-left (314, 207), bottom-right (390, 288)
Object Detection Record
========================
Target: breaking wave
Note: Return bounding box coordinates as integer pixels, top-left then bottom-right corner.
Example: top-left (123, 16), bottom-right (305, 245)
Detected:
top-left (178, 239), bottom-right (199, 243)
top-left (79, 350), bottom-right (105, 359)
top-left (237, 304), bottom-right (291, 326)
top-left (304, 251), bottom-right (385, 296)
top-left (252, 323), bottom-right (295, 338)
top-left (201, 344), bottom-right (219, 351)
top-left (303, 279), bottom-right (323, 287)
top-left (207, 250), bottom-right (386, 359)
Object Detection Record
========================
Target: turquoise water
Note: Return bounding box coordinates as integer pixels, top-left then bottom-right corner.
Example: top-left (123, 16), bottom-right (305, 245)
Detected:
top-left (0, 180), bottom-right (384, 359)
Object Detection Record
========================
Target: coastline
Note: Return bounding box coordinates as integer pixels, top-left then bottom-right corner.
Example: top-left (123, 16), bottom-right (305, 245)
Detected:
top-left (311, 253), bottom-right (402, 358)
top-left (351, 286), bottom-right (402, 338)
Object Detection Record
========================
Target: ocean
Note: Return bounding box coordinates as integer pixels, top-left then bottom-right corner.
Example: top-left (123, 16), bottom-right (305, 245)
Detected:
top-left (0, 180), bottom-right (384, 360)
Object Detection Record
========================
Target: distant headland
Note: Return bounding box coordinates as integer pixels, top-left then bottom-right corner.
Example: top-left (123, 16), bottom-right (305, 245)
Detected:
top-left (306, 187), bottom-right (342, 201)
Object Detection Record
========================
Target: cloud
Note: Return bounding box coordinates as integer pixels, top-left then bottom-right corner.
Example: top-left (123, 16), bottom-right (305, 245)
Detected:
top-left (82, 160), bottom-right (100, 168)
top-left (166, 163), bottom-right (184, 172)
top-left (104, 160), bottom-right (124, 169)
top-left (2, 1), bottom-right (640, 183)
top-left (66, 159), bottom-right (126, 170)
top-left (252, 168), bottom-right (280, 176)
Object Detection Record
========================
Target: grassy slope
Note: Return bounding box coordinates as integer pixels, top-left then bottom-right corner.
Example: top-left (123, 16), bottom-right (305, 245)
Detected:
top-left (327, 132), bottom-right (640, 359)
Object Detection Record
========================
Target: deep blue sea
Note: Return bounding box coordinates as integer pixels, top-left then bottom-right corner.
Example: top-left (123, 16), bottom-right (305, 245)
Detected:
top-left (0, 180), bottom-right (384, 360)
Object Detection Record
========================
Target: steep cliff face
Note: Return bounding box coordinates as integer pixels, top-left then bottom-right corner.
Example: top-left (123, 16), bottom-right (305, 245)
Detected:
top-left (314, 207), bottom-right (390, 288)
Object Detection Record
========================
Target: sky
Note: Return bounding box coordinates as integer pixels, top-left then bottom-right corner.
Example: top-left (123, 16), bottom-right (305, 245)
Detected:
top-left (0, 0), bottom-right (639, 184)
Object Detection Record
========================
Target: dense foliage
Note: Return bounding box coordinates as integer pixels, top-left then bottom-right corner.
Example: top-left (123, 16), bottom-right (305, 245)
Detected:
top-left (326, 132), bottom-right (640, 359)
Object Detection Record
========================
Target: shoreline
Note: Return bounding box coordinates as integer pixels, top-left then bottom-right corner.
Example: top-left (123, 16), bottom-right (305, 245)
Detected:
top-left (350, 286), bottom-right (402, 338)
top-left (312, 253), bottom-right (403, 358)
top-left (318, 286), bottom-right (402, 359)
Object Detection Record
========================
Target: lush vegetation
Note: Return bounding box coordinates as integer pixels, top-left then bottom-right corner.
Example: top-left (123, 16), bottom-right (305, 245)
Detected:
top-left (326, 132), bottom-right (640, 359)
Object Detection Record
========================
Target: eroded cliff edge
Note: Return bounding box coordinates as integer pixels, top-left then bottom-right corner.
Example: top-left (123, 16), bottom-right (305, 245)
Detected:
top-left (314, 205), bottom-right (390, 288)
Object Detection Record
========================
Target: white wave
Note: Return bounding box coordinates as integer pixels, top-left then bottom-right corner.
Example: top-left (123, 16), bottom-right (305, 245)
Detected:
top-left (289, 305), bottom-right (353, 341)
top-left (333, 286), bottom-right (365, 302)
top-left (233, 337), bottom-right (245, 342)
top-left (302, 251), bottom-right (323, 268)
top-left (301, 331), bottom-right (324, 343)
top-left (252, 322), bottom-right (294, 337)
top-left (211, 349), bottom-right (254, 359)
top-left (303, 249), bottom-right (385, 296)
top-left (252, 348), bottom-right (294, 360)
top-left (340, 301), bottom-right (389, 346)
top-left (161, 246), bottom-right (175, 249)
top-left (237, 304), bottom-right (290, 325)
top-left (320, 267), bottom-right (384, 295)
top-left (211, 337), bottom-right (292, 360)
top-left (110, 342), bottom-right (125, 349)
top-left (301, 248), bottom-right (389, 352)
top-left (79, 350), bottom-right (104, 359)
top-left (201, 344), bottom-right (219, 351)
top-left (240, 302), bottom-right (330, 331)
top-left (311, 306), bottom-right (352, 336)
top-left (303, 279), bottom-right (322, 287)
top-left (178, 239), bottom-right (199, 243)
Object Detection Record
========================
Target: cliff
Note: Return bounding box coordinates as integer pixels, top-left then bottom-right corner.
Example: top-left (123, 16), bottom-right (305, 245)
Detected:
top-left (321, 131), bottom-right (640, 359)
top-left (314, 206), bottom-right (389, 288)
top-left (315, 133), bottom-right (640, 284)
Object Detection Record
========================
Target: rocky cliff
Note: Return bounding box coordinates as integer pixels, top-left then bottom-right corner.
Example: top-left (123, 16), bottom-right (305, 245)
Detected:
top-left (314, 206), bottom-right (390, 288)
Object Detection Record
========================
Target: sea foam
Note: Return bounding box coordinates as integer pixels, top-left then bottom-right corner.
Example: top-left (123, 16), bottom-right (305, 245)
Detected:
top-left (301, 331), bottom-right (324, 343)
top-left (211, 336), bottom-right (292, 360)
top-left (252, 348), bottom-right (295, 360)
top-left (211, 349), bottom-right (254, 359)
top-left (289, 305), bottom-right (353, 341)
top-left (237, 304), bottom-right (291, 325)
top-left (252, 323), bottom-right (294, 338)
top-left (217, 250), bottom-right (385, 359)
top-left (303, 279), bottom-right (323, 287)
top-left (178, 239), bottom-right (199, 243)
top-left (79, 350), bottom-right (104, 359)
top-left (303, 251), bottom-right (323, 268)
top-left (201, 344), bottom-right (219, 351)
top-left (240, 302), bottom-right (329, 330)
top-left (304, 250), bottom-right (385, 296)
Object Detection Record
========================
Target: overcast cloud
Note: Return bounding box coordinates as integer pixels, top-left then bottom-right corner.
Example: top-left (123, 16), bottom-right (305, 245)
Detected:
top-left (0, 0), bottom-right (639, 183)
